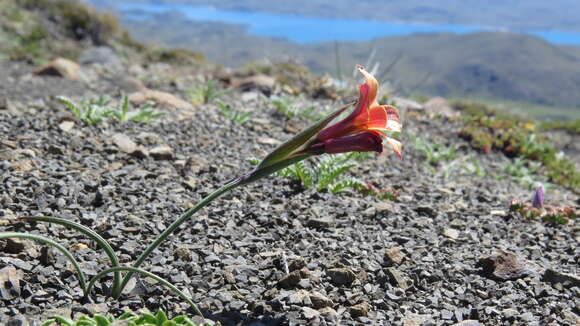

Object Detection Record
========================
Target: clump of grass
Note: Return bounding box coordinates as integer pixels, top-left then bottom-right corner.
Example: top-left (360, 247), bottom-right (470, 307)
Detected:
top-left (538, 119), bottom-right (580, 133)
top-left (500, 157), bottom-right (546, 188)
top-left (217, 101), bottom-right (252, 124)
top-left (410, 135), bottom-right (485, 179)
top-left (57, 95), bottom-right (164, 125)
top-left (250, 152), bottom-right (397, 199)
top-left (454, 100), bottom-right (580, 191)
top-left (188, 80), bottom-right (228, 105)
top-left (145, 47), bottom-right (205, 64)
top-left (16, 0), bottom-right (121, 45)
top-left (271, 96), bottom-right (327, 121)
top-left (41, 309), bottom-right (209, 326)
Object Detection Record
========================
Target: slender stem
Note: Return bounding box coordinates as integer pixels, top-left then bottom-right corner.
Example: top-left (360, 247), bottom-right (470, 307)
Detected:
top-left (117, 178), bottom-right (242, 295)
top-left (86, 266), bottom-right (203, 317)
top-left (22, 216), bottom-right (122, 297)
top-left (0, 233), bottom-right (88, 295)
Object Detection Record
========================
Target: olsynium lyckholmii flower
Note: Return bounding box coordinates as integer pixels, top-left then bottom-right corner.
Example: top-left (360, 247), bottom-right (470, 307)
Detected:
top-left (312, 65), bottom-right (402, 157)
top-left (244, 65), bottom-right (402, 185)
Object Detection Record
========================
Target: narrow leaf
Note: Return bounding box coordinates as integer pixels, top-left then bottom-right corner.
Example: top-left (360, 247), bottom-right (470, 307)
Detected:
top-left (257, 102), bottom-right (353, 169)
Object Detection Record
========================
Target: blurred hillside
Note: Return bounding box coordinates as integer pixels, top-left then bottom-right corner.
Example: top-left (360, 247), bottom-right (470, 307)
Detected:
top-left (91, 0), bottom-right (580, 33)
top-left (119, 11), bottom-right (580, 114)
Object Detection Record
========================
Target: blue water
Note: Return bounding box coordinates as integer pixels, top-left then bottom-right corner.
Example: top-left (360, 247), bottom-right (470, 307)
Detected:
top-left (104, 2), bottom-right (580, 45)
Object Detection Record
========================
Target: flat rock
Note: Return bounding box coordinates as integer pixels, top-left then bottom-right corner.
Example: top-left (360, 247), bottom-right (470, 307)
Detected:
top-left (0, 266), bottom-right (22, 300)
top-left (34, 58), bottom-right (80, 80)
top-left (327, 267), bottom-right (356, 285)
top-left (384, 247), bottom-right (405, 266)
top-left (349, 302), bottom-right (370, 318)
top-left (301, 306), bottom-right (320, 320)
top-left (149, 145), bottom-right (174, 160)
top-left (112, 133), bottom-right (137, 154)
top-left (277, 270), bottom-right (301, 289)
top-left (309, 291), bottom-right (333, 309)
top-left (306, 217), bottom-right (334, 229)
top-left (129, 89), bottom-right (192, 110)
top-left (477, 250), bottom-right (537, 280)
top-left (443, 228), bottom-right (460, 240)
top-left (542, 269), bottom-right (580, 288)
top-left (386, 267), bottom-right (410, 290)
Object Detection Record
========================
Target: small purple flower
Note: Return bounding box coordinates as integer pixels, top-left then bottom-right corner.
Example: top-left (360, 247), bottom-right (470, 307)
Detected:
top-left (532, 184), bottom-right (544, 208)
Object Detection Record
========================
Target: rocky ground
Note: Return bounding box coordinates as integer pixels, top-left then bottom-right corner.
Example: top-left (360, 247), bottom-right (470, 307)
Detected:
top-left (0, 52), bottom-right (579, 326)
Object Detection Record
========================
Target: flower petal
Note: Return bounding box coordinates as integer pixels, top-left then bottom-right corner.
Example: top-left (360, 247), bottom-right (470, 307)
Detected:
top-left (357, 65), bottom-right (379, 107)
top-left (385, 137), bottom-right (403, 159)
top-left (310, 131), bottom-right (383, 155)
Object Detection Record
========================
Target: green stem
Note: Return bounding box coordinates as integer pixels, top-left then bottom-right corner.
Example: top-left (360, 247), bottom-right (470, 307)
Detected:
top-left (86, 266), bottom-right (203, 317)
top-left (22, 216), bottom-right (122, 297)
top-left (117, 177), bottom-right (242, 296)
top-left (0, 232), bottom-right (88, 295)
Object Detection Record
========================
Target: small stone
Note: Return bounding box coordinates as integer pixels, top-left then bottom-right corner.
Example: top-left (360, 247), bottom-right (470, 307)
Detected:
top-left (174, 247), bottom-right (192, 261)
top-left (277, 270), bottom-right (301, 289)
top-left (288, 290), bottom-right (308, 304)
top-left (47, 144), bottom-right (65, 155)
top-left (129, 89), bottom-right (192, 110)
top-left (320, 307), bottom-right (339, 322)
top-left (518, 312), bottom-right (535, 322)
top-left (306, 217), bottom-right (334, 229)
top-left (6, 316), bottom-right (28, 326)
top-left (349, 302), bottom-right (371, 318)
top-left (477, 250), bottom-right (537, 280)
top-left (542, 269), bottom-right (580, 288)
top-left (452, 321), bottom-right (481, 326)
top-left (35, 58), bottom-right (80, 79)
top-left (384, 247), bottom-right (405, 266)
top-left (386, 267), bottom-right (410, 290)
top-left (112, 133), bottom-right (137, 154)
top-left (443, 228), bottom-right (460, 240)
top-left (257, 137), bottom-right (280, 146)
top-left (423, 97), bottom-right (456, 117)
top-left (79, 46), bottom-right (121, 66)
top-left (402, 313), bottom-right (432, 326)
top-left (58, 120), bottom-right (75, 132)
top-left (374, 201), bottom-right (392, 213)
top-left (327, 267), bottom-right (356, 285)
top-left (415, 206), bottom-right (437, 217)
top-left (502, 308), bottom-right (518, 319)
top-left (0, 266), bottom-right (22, 300)
top-left (11, 160), bottom-right (37, 172)
top-left (309, 291), bottom-right (333, 309)
top-left (3, 238), bottom-right (26, 254)
top-left (149, 145), bottom-right (174, 160)
top-left (289, 257), bottom-right (306, 272)
top-left (301, 306), bottom-right (320, 320)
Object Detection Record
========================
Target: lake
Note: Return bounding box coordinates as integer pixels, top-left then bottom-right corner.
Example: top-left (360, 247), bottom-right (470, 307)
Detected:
top-left (92, 1), bottom-right (580, 45)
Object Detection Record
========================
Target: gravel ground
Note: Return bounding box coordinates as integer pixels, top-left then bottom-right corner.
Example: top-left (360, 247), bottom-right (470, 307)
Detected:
top-left (0, 59), bottom-right (579, 326)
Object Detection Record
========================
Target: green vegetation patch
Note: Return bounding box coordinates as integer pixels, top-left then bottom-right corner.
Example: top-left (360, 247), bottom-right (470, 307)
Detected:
top-left (454, 101), bottom-right (580, 191)
top-left (41, 309), bottom-right (209, 326)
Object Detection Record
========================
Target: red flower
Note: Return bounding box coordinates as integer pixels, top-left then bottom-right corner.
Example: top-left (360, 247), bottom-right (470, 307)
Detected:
top-left (310, 65), bottom-right (402, 157)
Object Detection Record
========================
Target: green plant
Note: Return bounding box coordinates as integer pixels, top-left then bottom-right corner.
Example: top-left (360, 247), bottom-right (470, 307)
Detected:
top-left (41, 309), bottom-right (208, 326)
top-left (411, 135), bottom-right (459, 166)
top-left (539, 119), bottom-right (580, 133)
top-left (57, 96), bottom-right (164, 125)
top-left (501, 157), bottom-right (544, 188)
top-left (250, 152), bottom-right (397, 198)
top-left (271, 97), bottom-right (326, 121)
top-left (216, 101), bottom-right (252, 124)
top-left (188, 80), bottom-right (228, 105)
top-left (455, 101), bottom-right (580, 192)
top-left (2, 66), bottom-right (401, 317)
